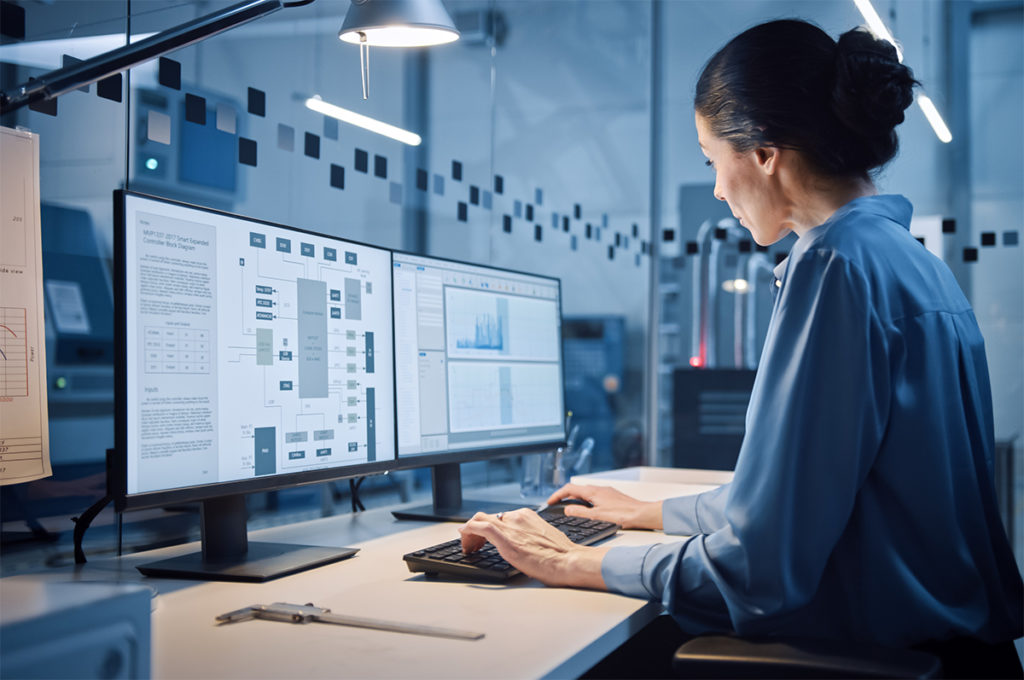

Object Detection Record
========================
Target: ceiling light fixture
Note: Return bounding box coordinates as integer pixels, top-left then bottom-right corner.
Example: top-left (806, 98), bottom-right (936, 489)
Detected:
top-left (338, 0), bottom-right (459, 99)
top-left (305, 95), bottom-right (421, 145)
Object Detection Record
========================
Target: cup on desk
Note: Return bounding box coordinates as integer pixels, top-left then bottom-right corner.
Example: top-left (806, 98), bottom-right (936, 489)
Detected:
top-left (521, 437), bottom-right (595, 498)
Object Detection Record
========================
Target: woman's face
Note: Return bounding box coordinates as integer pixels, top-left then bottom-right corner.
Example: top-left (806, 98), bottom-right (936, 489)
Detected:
top-left (695, 113), bottom-right (789, 246)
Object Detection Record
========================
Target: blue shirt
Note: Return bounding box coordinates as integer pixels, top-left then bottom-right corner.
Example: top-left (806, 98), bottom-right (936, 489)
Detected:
top-left (602, 195), bottom-right (1023, 646)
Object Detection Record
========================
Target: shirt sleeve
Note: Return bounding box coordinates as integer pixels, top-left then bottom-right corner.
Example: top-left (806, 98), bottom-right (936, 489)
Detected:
top-left (602, 248), bottom-right (891, 636)
top-left (662, 483), bottom-right (731, 535)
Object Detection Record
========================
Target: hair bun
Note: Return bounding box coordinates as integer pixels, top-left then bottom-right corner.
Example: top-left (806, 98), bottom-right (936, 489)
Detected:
top-left (832, 28), bottom-right (917, 139)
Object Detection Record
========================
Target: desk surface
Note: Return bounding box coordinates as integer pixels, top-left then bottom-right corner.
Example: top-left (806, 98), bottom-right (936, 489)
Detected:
top-left (5, 468), bottom-right (729, 679)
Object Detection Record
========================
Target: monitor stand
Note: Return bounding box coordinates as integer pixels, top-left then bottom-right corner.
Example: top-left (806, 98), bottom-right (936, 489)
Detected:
top-left (136, 495), bottom-right (358, 582)
top-left (391, 463), bottom-right (527, 522)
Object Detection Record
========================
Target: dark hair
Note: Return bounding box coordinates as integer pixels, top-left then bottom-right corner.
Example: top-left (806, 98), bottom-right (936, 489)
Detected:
top-left (694, 19), bottom-right (918, 178)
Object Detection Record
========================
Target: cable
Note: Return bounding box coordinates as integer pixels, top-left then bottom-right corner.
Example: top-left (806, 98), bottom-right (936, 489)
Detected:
top-left (72, 493), bottom-right (113, 564)
top-left (349, 476), bottom-right (366, 513)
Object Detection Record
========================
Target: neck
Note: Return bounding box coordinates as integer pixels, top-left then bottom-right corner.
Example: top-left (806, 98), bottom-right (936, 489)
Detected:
top-left (785, 175), bottom-right (877, 237)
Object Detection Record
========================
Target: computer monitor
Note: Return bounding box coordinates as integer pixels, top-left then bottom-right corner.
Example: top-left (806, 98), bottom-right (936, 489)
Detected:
top-left (113, 190), bottom-right (396, 581)
top-left (390, 252), bottom-right (566, 521)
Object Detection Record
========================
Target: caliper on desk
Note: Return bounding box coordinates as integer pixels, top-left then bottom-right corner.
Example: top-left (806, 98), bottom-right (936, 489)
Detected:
top-left (216, 602), bottom-right (485, 641)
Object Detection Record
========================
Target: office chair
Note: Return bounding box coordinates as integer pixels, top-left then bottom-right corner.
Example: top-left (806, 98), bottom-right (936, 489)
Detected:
top-left (672, 634), bottom-right (942, 679)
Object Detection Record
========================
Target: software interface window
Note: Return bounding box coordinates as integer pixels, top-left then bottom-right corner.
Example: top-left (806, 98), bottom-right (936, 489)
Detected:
top-left (122, 194), bottom-right (396, 496)
top-left (393, 253), bottom-right (564, 459)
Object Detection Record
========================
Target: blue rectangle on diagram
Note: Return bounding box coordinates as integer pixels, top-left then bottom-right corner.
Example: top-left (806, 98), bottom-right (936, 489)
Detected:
top-left (279, 350), bottom-right (292, 360)
top-left (316, 448), bottom-right (331, 457)
top-left (289, 451), bottom-right (305, 460)
top-left (330, 289), bottom-right (341, 301)
top-left (255, 427), bottom-right (275, 475)
top-left (348, 442), bottom-right (359, 452)
top-left (256, 285), bottom-right (273, 294)
top-left (345, 251), bottom-right (357, 265)
top-left (330, 307), bottom-right (342, 319)
top-left (280, 380), bottom-right (293, 391)
top-left (250, 232), bottom-right (266, 248)
top-left (301, 243), bottom-right (315, 257)
top-left (256, 298), bottom-right (272, 307)
top-left (324, 247), bottom-right (337, 261)
top-left (256, 311), bottom-right (273, 320)
top-left (276, 237), bottom-right (291, 253)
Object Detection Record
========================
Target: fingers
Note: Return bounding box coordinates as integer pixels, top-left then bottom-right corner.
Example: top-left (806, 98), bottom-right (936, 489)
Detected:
top-left (459, 512), bottom-right (497, 553)
top-left (545, 483), bottom-right (592, 506)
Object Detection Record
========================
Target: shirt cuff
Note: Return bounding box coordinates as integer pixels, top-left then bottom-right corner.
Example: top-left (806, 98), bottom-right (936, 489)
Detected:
top-left (662, 494), bottom-right (701, 535)
top-left (601, 545), bottom-right (659, 599)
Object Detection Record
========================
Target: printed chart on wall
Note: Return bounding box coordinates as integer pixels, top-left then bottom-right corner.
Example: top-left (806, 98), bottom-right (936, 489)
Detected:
top-left (123, 194), bottom-right (395, 495)
top-left (0, 126), bottom-right (52, 485)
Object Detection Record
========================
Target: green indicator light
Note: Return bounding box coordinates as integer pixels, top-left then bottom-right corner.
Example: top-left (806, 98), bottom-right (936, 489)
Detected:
top-left (55, 376), bottom-right (68, 390)
top-left (145, 158), bottom-right (159, 171)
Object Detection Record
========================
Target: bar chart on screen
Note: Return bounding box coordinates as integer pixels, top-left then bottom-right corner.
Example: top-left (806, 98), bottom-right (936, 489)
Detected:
top-left (0, 307), bottom-right (28, 398)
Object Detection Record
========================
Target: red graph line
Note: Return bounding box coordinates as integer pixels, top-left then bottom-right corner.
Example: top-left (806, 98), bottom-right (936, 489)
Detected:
top-left (0, 324), bottom-right (17, 337)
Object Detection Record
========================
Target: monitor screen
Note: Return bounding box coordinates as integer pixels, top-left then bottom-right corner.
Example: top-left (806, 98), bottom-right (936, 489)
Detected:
top-left (391, 252), bottom-right (565, 520)
top-left (114, 190), bottom-right (395, 580)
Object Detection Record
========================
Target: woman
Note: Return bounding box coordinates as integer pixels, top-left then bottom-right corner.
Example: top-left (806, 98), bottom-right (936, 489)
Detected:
top-left (460, 18), bottom-right (1022, 673)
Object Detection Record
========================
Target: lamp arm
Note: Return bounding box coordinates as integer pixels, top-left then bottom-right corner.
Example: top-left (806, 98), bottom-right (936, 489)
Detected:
top-left (0, 0), bottom-right (292, 116)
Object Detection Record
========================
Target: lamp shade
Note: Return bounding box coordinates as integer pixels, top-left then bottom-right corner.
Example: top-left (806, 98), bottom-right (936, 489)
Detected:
top-left (339, 0), bottom-right (459, 47)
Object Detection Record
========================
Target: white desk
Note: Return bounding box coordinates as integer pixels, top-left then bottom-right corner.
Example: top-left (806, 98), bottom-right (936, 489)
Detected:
top-left (4, 468), bottom-right (729, 679)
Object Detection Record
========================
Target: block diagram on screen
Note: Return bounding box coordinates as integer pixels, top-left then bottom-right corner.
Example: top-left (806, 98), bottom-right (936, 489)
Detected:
top-left (219, 230), bottom-right (394, 478)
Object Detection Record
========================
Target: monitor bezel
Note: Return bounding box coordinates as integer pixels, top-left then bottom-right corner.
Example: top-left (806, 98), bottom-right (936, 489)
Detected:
top-left (112, 189), bottom-right (397, 512)
top-left (387, 248), bottom-right (567, 474)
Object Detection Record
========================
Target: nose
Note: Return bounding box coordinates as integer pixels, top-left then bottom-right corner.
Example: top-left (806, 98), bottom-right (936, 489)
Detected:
top-left (713, 179), bottom-right (725, 202)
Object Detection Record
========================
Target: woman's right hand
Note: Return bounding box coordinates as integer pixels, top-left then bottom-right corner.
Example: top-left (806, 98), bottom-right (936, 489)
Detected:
top-left (545, 484), bottom-right (663, 530)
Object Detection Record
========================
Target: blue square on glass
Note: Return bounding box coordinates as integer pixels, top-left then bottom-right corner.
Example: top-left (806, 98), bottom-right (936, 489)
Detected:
top-left (1004, 231), bottom-right (1019, 246)
top-left (470, 186), bottom-right (480, 205)
top-left (514, 200), bottom-right (522, 218)
top-left (416, 169), bottom-right (428, 191)
top-left (374, 154), bottom-right (387, 179)
top-left (323, 116), bottom-right (338, 140)
top-left (247, 87), bottom-right (265, 116)
top-left (305, 132), bottom-right (320, 159)
top-left (239, 137), bottom-right (258, 166)
top-left (330, 164), bottom-right (344, 189)
top-left (355, 148), bottom-right (368, 173)
top-left (494, 175), bottom-right (504, 194)
top-left (159, 57), bottom-right (181, 90)
top-left (458, 202), bottom-right (468, 222)
top-left (503, 215), bottom-right (512, 233)
top-left (185, 93), bottom-right (206, 125)
top-left (433, 174), bottom-right (444, 195)
top-left (535, 188), bottom-right (543, 205)
top-left (482, 191), bottom-right (492, 210)
top-left (452, 160), bottom-right (462, 181)
top-left (389, 182), bottom-right (402, 205)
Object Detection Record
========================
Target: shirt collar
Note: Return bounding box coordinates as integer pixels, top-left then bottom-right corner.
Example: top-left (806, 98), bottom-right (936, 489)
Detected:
top-left (771, 194), bottom-right (913, 282)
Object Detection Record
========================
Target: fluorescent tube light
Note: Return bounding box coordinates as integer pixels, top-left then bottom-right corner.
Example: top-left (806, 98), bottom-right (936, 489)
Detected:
top-left (852, 0), bottom-right (904, 62)
top-left (916, 94), bottom-right (953, 143)
top-left (305, 96), bottom-right (421, 146)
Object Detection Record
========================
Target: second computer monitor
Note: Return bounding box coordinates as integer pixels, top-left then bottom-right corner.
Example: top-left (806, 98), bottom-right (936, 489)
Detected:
top-left (392, 252), bottom-right (565, 520)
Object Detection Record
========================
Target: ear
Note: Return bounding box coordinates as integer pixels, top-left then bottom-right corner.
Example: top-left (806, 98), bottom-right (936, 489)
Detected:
top-left (754, 146), bottom-right (779, 175)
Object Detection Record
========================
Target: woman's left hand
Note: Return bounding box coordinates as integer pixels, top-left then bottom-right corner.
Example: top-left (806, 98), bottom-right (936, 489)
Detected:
top-left (459, 508), bottom-right (609, 589)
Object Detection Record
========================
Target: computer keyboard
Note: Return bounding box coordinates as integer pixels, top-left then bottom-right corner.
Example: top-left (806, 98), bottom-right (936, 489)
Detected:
top-left (403, 512), bottom-right (619, 581)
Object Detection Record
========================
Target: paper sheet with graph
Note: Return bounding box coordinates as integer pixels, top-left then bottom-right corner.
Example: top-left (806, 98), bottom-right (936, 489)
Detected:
top-left (0, 125), bottom-right (51, 485)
